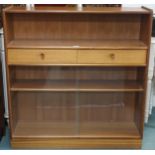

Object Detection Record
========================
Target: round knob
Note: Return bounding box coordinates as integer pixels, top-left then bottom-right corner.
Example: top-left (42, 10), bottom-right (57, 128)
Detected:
top-left (40, 53), bottom-right (45, 60)
top-left (110, 53), bottom-right (115, 59)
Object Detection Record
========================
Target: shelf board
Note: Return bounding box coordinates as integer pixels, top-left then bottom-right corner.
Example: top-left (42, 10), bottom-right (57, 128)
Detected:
top-left (7, 39), bottom-right (147, 50)
top-left (79, 80), bottom-right (144, 92)
top-left (13, 121), bottom-right (140, 138)
top-left (10, 80), bottom-right (144, 92)
top-left (13, 122), bottom-right (76, 138)
top-left (11, 80), bottom-right (76, 92)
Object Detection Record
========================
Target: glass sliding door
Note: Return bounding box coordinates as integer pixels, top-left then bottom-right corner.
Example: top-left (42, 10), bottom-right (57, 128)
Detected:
top-left (9, 66), bottom-right (78, 137)
top-left (9, 66), bottom-right (144, 138)
top-left (77, 67), bottom-right (143, 138)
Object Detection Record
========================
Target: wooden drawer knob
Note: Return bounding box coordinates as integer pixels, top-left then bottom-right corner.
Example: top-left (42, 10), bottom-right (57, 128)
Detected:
top-left (40, 53), bottom-right (45, 60)
top-left (110, 53), bottom-right (115, 59)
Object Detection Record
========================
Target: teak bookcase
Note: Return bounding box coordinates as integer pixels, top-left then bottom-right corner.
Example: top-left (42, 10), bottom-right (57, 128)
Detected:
top-left (3, 6), bottom-right (152, 149)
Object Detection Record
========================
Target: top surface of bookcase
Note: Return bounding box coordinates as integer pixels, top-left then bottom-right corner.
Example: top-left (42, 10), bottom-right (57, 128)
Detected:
top-left (4, 6), bottom-right (151, 14)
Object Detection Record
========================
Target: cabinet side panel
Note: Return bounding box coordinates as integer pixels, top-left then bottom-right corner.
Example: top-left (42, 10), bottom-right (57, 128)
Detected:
top-left (139, 12), bottom-right (153, 136)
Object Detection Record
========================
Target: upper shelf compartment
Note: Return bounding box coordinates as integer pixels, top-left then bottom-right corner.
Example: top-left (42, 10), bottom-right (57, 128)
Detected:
top-left (3, 6), bottom-right (151, 49)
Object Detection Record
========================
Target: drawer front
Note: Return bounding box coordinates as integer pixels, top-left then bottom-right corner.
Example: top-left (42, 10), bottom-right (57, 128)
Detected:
top-left (77, 50), bottom-right (147, 65)
top-left (8, 49), bottom-right (77, 65)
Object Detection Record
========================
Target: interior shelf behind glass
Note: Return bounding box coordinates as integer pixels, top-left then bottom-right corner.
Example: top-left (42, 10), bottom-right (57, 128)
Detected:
top-left (9, 66), bottom-right (144, 92)
top-left (11, 91), bottom-right (141, 138)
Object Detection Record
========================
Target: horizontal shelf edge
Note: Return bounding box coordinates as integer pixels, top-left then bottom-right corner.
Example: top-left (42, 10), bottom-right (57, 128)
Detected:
top-left (7, 47), bottom-right (148, 50)
top-left (10, 88), bottom-right (144, 92)
top-left (8, 64), bottom-right (147, 67)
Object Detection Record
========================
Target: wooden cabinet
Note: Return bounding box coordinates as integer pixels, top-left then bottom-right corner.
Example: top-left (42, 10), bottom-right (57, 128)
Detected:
top-left (3, 6), bottom-right (152, 149)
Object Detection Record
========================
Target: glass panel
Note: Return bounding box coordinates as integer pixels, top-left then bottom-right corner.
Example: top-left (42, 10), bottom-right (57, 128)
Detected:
top-left (79, 92), bottom-right (141, 138)
top-left (77, 67), bottom-right (143, 138)
top-left (10, 66), bottom-right (77, 91)
top-left (77, 67), bottom-right (144, 92)
top-left (10, 66), bottom-right (78, 137)
top-left (11, 92), bottom-right (77, 137)
top-left (9, 66), bottom-right (143, 138)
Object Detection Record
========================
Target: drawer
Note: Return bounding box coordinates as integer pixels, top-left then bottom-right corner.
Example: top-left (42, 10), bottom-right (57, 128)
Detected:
top-left (77, 50), bottom-right (147, 65)
top-left (8, 49), bottom-right (77, 65)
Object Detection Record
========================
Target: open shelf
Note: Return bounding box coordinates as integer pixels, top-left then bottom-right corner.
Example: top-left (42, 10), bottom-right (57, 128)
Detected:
top-left (13, 121), bottom-right (140, 138)
top-left (10, 80), bottom-right (144, 92)
top-left (7, 39), bottom-right (147, 49)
